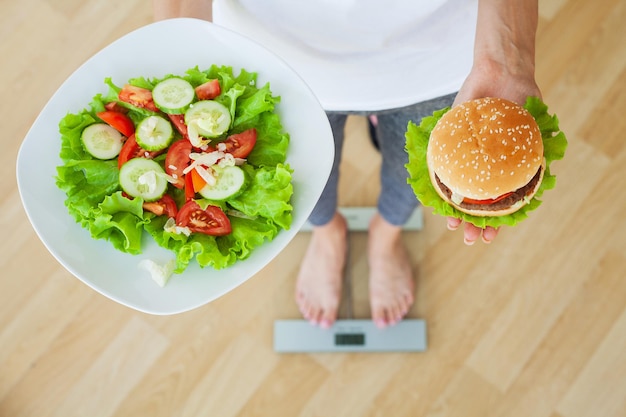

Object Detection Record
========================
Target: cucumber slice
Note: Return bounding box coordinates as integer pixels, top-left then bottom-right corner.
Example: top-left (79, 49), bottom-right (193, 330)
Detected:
top-left (135, 115), bottom-right (174, 151)
top-left (152, 77), bottom-right (195, 114)
top-left (185, 100), bottom-right (231, 139)
top-left (81, 123), bottom-right (124, 160)
top-left (197, 165), bottom-right (246, 201)
top-left (119, 158), bottom-right (168, 201)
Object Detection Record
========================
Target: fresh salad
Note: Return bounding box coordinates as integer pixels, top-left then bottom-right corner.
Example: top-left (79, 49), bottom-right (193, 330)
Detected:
top-left (56, 65), bottom-right (293, 283)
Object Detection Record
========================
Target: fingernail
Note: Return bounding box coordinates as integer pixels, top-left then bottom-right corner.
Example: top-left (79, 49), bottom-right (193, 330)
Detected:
top-left (482, 236), bottom-right (492, 244)
top-left (464, 238), bottom-right (476, 246)
top-left (320, 320), bottom-right (331, 329)
top-left (447, 223), bottom-right (458, 231)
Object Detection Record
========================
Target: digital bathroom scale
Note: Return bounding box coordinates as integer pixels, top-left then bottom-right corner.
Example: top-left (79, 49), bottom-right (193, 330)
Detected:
top-left (274, 207), bottom-right (427, 353)
top-left (274, 319), bottom-right (427, 353)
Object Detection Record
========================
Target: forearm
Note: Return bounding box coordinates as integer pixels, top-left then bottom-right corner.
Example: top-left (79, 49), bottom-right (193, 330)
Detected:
top-left (472, 0), bottom-right (538, 80)
top-left (152, 0), bottom-right (213, 21)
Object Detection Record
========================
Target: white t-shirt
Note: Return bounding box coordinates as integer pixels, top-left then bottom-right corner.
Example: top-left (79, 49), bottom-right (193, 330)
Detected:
top-left (213, 0), bottom-right (478, 111)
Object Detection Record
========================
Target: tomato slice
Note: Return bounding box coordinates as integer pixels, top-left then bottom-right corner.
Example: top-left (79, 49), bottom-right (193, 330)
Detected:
top-left (176, 200), bottom-right (231, 236)
top-left (104, 101), bottom-right (129, 113)
top-left (165, 138), bottom-right (193, 189)
top-left (194, 79), bottom-right (221, 100)
top-left (184, 169), bottom-right (196, 201)
top-left (118, 135), bottom-right (141, 169)
top-left (167, 114), bottom-right (189, 140)
top-left (117, 135), bottom-right (164, 169)
top-left (142, 194), bottom-right (178, 218)
top-left (97, 110), bottom-right (135, 137)
top-left (462, 192), bottom-right (516, 205)
top-left (118, 84), bottom-right (160, 112)
top-left (221, 128), bottom-right (257, 159)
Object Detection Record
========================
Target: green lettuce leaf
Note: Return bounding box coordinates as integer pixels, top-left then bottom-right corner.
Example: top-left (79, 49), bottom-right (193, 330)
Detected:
top-left (405, 96), bottom-right (568, 228)
top-left (228, 163), bottom-right (294, 230)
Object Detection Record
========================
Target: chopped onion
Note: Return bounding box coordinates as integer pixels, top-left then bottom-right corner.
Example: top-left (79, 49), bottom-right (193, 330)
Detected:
top-left (451, 192), bottom-right (465, 205)
top-left (183, 150), bottom-right (225, 174)
top-left (217, 153), bottom-right (236, 168)
top-left (195, 165), bottom-right (217, 186)
top-left (164, 217), bottom-right (191, 237)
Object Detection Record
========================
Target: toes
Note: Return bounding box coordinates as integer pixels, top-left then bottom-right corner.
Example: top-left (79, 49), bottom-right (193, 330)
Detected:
top-left (298, 303), bottom-right (311, 322)
top-left (369, 281), bottom-right (415, 328)
top-left (320, 305), bottom-right (338, 329)
top-left (309, 310), bottom-right (334, 328)
top-left (372, 306), bottom-right (398, 329)
top-left (372, 292), bottom-right (414, 329)
top-left (307, 306), bottom-right (322, 326)
top-left (373, 314), bottom-right (388, 329)
top-left (319, 318), bottom-right (333, 329)
top-left (390, 300), bottom-right (407, 324)
top-left (371, 302), bottom-right (387, 328)
top-left (297, 296), bottom-right (316, 324)
top-left (370, 287), bottom-right (414, 328)
top-left (297, 294), bottom-right (337, 328)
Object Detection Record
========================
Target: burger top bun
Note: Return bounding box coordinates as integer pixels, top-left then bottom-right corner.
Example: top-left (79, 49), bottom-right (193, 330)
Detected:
top-left (427, 97), bottom-right (544, 201)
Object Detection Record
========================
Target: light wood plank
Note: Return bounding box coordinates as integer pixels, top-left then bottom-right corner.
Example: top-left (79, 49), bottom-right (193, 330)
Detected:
top-left (179, 333), bottom-right (279, 417)
top-left (557, 301), bottom-right (626, 417)
top-left (50, 317), bottom-right (169, 417)
top-left (0, 269), bottom-right (92, 400)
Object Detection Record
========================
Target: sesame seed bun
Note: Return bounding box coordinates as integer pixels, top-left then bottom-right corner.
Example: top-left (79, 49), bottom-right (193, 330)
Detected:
top-left (426, 97), bottom-right (545, 217)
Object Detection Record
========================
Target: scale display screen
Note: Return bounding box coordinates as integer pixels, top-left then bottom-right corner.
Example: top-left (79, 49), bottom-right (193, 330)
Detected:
top-left (335, 333), bottom-right (365, 346)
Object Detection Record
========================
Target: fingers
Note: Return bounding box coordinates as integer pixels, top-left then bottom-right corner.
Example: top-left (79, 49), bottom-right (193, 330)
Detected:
top-left (447, 216), bottom-right (462, 231)
top-left (463, 222), bottom-right (483, 245)
top-left (446, 217), bottom-right (500, 245)
top-left (481, 225), bottom-right (499, 243)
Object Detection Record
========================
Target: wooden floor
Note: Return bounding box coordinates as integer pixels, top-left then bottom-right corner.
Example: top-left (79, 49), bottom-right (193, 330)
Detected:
top-left (2, 0), bottom-right (625, 416)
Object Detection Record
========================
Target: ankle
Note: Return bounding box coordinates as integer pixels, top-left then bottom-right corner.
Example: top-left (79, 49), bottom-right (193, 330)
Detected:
top-left (312, 212), bottom-right (347, 238)
top-left (368, 213), bottom-right (409, 264)
top-left (369, 213), bottom-right (403, 244)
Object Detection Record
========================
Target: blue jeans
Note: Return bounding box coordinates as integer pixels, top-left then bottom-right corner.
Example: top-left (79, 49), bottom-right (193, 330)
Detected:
top-left (307, 93), bottom-right (457, 227)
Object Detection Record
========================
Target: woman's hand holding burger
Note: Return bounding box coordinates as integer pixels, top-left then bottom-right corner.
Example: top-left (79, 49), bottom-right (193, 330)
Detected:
top-left (447, 0), bottom-right (541, 245)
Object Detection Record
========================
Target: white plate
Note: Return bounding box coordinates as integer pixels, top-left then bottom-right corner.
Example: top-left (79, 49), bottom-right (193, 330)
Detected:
top-left (16, 18), bottom-right (333, 315)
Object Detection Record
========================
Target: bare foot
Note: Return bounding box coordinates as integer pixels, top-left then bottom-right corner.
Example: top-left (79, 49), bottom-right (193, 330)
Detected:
top-left (368, 213), bottom-right (415, 328)
top-left (295, 213), bottom-right (347, 329)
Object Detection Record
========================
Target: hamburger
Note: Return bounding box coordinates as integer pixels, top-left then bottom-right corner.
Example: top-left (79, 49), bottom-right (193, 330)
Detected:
top-left (426, 97), bottom-right (545, 217)
top-left (405, 95), bottom-right (567, 228)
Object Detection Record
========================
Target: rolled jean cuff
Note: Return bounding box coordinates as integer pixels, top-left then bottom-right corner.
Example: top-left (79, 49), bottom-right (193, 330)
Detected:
top-left (377, 198), bottom-right (419, 226)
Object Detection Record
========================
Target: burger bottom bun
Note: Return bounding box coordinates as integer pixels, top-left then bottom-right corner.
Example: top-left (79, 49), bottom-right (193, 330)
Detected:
top-left (428, 160), bottom-right (546, 218)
